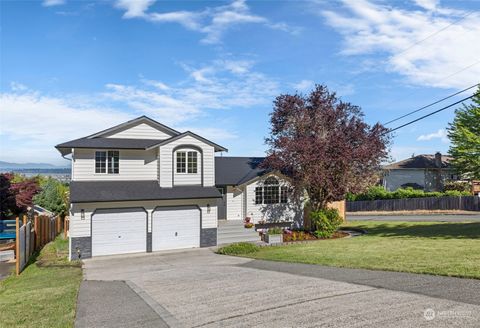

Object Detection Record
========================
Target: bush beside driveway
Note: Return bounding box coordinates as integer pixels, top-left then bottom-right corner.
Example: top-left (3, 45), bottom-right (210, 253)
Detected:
top-left (239, 221), bottom-right (480, 279)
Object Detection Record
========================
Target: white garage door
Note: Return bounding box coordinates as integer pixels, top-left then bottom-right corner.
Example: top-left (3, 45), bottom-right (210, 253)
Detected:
top-left (92, 208), bottom-right (147, 257)
top-left (152, 206), bottom-right (200, 251)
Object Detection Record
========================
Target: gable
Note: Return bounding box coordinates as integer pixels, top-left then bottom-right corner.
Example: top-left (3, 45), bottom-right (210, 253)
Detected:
top-left (105, 122), bottom-right (172, 140)
top-left (87, 116), bottom-right (180, 140)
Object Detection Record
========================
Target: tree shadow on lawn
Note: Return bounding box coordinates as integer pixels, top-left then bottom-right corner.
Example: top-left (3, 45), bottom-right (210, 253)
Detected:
top-left (350, 222), bottom-right (480, 239)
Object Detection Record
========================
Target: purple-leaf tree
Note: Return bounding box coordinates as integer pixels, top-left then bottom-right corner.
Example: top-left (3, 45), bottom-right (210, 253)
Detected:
top-left (9, 174), bottom-right (41, 215)
top-left (263, 85), bottom-right (391, 212)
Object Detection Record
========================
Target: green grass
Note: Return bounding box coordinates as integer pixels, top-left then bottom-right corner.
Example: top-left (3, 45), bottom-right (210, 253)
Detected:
top-left (217, 242), bottom-right (260, 255)
top-left (0, 236), bottom-right (82, 328)
top-left (240, 221), bottom-right (480, 279)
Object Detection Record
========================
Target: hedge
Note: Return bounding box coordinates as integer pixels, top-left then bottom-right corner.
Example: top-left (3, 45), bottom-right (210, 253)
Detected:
top-left (347, 186), bottom-right (471, 201)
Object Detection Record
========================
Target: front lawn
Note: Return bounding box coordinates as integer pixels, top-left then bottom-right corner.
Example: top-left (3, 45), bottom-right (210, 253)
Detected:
top-left (237, 221), bottom-right (480, 279)
top-left (0, 236), bottom-right (82, 327)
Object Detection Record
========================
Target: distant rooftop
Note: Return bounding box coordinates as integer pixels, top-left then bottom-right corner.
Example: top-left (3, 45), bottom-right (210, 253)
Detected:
top-left (384, 154), bottom-right (453, 170)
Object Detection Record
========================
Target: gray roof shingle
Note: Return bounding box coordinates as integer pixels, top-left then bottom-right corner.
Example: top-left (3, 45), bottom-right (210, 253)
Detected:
top-left (56, 138), bottom-right (162, 150)
top-left (70, 181), bottom-right (222, 203)
top-left (384, 154), bottom-right (453, 170)
top-left (215, 157), bottom-right (267, 185)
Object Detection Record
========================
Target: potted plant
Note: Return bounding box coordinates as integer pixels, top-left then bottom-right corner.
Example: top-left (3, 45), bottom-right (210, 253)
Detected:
top-left (244, 217), bottom-right (254, 228)
top-left (264, 227), bottom-right (283, 244)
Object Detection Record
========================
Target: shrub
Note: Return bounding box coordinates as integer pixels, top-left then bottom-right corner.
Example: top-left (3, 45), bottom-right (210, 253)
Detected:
top-left (444, 181), bottom-right (471, 193)
top-left (349, 186), bottom-right (471, 201)
top-left (216, 242), bottom-right (260, 255)
top-left (268, 227), bottom-right (283, 235)
top-left (310, 208), bottom-right (343, 239)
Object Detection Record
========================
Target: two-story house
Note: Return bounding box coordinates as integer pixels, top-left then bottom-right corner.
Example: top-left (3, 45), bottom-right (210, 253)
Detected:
top-left (56, 116), bottom-right (303, 260)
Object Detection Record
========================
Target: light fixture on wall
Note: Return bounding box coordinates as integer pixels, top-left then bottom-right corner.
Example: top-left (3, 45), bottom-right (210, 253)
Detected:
top-left (81, 209), bottom-right (85, 220)
top-left (207, 204), bottom-right (211, 214)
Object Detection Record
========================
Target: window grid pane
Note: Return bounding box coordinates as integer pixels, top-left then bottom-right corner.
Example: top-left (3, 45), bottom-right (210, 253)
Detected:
top-left (280, 186), bottom-right (288, 203)
top-left (107, 151), bottom-right (119, 174)
top-left (263, 186), bottom-right (279, 204)
top-left (95, 151), bottom-right (106, 174)
top-left (255, 187), bottom-right (263, 204)
top-left (187, 151), bottom-right (198, 174)
top-left (176, 152), bottom-right (186, 173)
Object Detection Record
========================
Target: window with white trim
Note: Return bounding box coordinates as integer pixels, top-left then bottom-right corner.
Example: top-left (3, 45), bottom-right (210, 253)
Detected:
top-left (176, 151), bottom-right (186, 173)
top-left (176, 151), bottom-right (198, 174)
top-left (95, 150), bottom-right (119, 174)
top-left (187, 151), bottom-right (198, 173)
top-left (255, 177), bottom-right (290, 205)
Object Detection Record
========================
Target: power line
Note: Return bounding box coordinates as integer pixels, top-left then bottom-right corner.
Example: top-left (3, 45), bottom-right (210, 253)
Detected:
top-left (384, 83), bottom-right (479, 125)
top-left (386, 95), bottom-right (475, 134)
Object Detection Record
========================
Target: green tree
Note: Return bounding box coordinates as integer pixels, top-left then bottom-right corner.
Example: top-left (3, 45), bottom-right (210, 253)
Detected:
top-left (447, 87), bottom-right (480, 179)
top-left (33, 178), bottom-right (69, 217)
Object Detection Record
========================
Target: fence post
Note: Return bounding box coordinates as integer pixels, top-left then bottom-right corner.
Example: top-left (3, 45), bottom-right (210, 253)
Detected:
top-left (34, 215), bottom-right (39, 250)
top-left (42, 216), bottom-right (46, 246)
top-left (15, 217), bottom-right (20, 276)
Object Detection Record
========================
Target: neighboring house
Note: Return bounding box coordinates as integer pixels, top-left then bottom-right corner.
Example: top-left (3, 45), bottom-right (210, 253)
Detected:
top-left (382, 152), bottom-right (459, 192)
top-left (56, 116), bottom-right (302, 260)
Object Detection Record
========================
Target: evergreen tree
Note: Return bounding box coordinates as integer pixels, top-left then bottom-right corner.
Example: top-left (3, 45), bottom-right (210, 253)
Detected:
top-left (447, 87), bottom-right (480, 179)
top-left (34, 178), bottom-right (69, 216)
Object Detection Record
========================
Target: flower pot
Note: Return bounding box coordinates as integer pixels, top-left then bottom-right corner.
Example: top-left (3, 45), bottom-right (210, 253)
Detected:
top-left (265, 233), bottom-right (283, 244)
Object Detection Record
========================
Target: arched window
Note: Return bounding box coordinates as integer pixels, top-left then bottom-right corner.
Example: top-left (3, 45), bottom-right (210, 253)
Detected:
top-left (255, 176), bottom-right (289, 205)
top-left (264, 176), bottom-right (279, 185)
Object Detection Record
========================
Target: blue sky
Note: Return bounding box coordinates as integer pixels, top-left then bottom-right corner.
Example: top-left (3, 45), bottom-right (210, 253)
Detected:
top-left (1, 0), bottom-right (479, 166)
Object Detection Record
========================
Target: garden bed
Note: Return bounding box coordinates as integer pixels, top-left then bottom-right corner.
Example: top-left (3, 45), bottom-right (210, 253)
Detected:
top-left (282, 230), bottom-right (349, 243)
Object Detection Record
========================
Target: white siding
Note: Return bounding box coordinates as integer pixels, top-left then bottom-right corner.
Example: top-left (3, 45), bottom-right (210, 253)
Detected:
top-left (70, 199), bottom-right (217, 237)
top-left (244, 175), bottom-right (303, 224)
top-left (105, 123), bottom-right (172, 140)
top-left (158, 135), bottom-right (215, 187)
top-left (226, 186), bottom-right (244, 220)
top-left (173, 148), bottom-right (202, 186)
top-left (72, 149), bottom-right (158, 181)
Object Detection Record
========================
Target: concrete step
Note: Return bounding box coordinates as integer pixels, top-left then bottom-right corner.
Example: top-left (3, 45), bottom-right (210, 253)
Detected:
top-left (218, 220), bottom-right (244, 226)
top-left (217, 231), bottom-right (258, 236)
top-left (217, 226), bottom-right (256, 233)
top-left (217, 236), bottom-right (261, 245)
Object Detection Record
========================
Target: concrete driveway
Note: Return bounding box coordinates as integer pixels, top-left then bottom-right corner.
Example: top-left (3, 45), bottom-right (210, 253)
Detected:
top-left (80, 249), bottom-right (480, 328)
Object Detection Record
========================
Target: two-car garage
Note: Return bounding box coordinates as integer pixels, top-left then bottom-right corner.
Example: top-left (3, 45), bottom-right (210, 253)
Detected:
top-left (91, 206), bottom-right (201, 257)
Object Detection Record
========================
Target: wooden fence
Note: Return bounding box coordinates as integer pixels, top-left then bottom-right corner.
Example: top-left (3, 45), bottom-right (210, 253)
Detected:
top-left (347, 196), bottom-right (480, 212)
top-left (15, 215), bottom-right (64, 275)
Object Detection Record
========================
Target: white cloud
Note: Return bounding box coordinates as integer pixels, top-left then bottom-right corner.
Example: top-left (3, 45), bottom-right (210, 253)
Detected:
top-left (42, 0), bottom-right (65, 7)
top-left (103, 83), bottom-right (200, 124)
top-left (1, 59), bottom-right (277, 164)
top-left (414, 0), bottom-right (439, 11)
top-left (319, 0), bottom-right (480, 89)
top-left (292, 80), bottom-right (314, 92)
top-left (114, 0), bottom-right (297, 44)
top-left (417, 129), bottom-right (449, 143)
top-left (170, 59), bottom-right (279, 109)
top-left (0, 90), bottom-right (132, 164)
top-left (115, 0), bottom-right (155, 18)
top-left (10, 82), bottom-right (28, 92)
